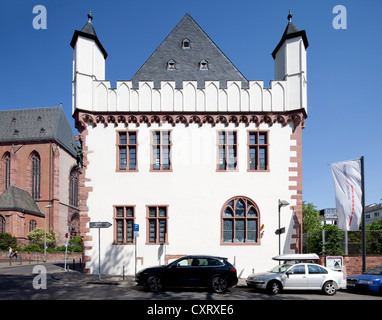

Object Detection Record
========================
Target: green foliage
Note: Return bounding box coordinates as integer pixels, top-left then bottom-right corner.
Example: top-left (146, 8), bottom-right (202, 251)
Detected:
top-left (302, 201), bottom-right (322, 234)
top-left (22, 243), bottom-right (42, 252)
top-left (27, 228), bottom-right (56, 249)
top-left (0, 233), bottom-right (18, 251)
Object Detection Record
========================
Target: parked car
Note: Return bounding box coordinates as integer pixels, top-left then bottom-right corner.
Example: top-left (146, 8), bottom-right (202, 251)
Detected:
top-left (346, 266), bottom-right (382, 295)
top-left (246, 254), bottom-right (346, 295)
top-left (136, 255), bottom-right (238, 293)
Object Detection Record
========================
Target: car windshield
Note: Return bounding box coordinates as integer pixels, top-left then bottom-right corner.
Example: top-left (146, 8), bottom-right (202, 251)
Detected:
top-left (269, 264), bottom-right (293, 273)
top-left (363, 266), bottom-right (382, 275)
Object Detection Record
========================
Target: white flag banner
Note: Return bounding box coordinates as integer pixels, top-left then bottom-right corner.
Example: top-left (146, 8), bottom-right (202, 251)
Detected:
top-left (331, 159), bottom-right (363, 231)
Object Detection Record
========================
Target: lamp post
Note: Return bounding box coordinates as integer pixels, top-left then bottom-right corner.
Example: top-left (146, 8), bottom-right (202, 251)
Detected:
top-left (44, 205), bottom-right (51, 262)
top-left (278, 199), bottom-right (289, 260)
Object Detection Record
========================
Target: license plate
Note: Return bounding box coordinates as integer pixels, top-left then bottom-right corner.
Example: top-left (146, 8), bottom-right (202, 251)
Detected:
top-left (347, 283), bottom-right (355, 286)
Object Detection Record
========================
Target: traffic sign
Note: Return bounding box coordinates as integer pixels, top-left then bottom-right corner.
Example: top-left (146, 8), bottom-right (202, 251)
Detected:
top-left (89, 222), bottom-right (112, 228)
top-left (133, 224), bottom-right (139, 231)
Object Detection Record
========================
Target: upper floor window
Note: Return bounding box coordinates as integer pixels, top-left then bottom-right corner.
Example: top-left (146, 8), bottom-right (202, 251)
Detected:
top-left (117, 131), bottom-right (138, 171)
top-left (3, 152), bottom-right (11, 190)
top-left (31, 152), bottom-right (41, 200)
top-left (217, 131), bottom-right (237, 171)
top-left (151, 131), bottom-right (172, 171)
top-left (222, 197), bottom-right (259, 244)
top-left (69, 167), bottom-right (78, 207)
top-left (248, 131), bottom-right (269, 171)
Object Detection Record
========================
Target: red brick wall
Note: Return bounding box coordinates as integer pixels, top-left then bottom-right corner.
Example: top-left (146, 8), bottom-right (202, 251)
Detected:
top-left (319, 255), bottom-right (382, 277)
top-left (0, 250), bottom-right (82, 261)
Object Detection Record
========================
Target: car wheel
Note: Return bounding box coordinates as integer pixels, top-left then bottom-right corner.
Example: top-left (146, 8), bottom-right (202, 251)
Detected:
top-left (322, 281), bottom-right (337, 295)
top-left (266, 280), bottom-right (282, 294)
top-left (146, 276), bottom-right (163, 292)
top-left (210, 275), bottom-right (228, 293)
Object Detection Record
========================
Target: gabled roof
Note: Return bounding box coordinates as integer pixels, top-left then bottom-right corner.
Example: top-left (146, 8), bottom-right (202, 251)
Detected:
top-left (70, 11), bottom-right (108, 59)
top-left (0, 106), bottom-right (78, 157)
top-left (272, 12), bottom-right (309, 59)
top-left (0, 185), bottom-right (43, 217)
top-left (131, 14), bottom-right (248, 89)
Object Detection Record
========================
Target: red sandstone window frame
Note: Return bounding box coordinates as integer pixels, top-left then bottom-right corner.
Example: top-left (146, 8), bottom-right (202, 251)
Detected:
top-left (113, 205), bottom-right (136, 245)
top-left (30, 152), bottom-right (41, 200)
top-left (150, 130), bottom-right (172, 172)
top-left (216, 130), bottom-right (238, 172)
top-left (247, 131), bottom-right (269, 172)
top-left (116, 130), bottom-right (138, 172)
top-left (146, 205), bottom-right (169, 245)
top-left (221, 196), bottom-right (260, 245)
top-left (2, 152), bottom-right (11, 190)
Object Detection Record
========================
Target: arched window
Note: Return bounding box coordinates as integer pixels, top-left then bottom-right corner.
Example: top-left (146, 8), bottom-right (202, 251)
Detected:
top-left (0, 215), bottom-right (5, 233)
top-left (3, 152), bottom-right (11, 190)
top-left (69, 167), bottom-right (78, 207)
top-left (222, 196), bottom-right (259, 244)
top-left (29, 219), bottom-right (37, 232)
top-left (31, 152), bottom-right (41, 200)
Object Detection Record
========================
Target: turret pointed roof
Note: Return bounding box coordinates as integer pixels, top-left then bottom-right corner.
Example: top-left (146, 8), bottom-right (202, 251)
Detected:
top-left (272, 10), bottom-right (309, 59)
top-left (70, 11), bottom-right (108, 59)
top-left (131, 14), bottom-right (248, 89)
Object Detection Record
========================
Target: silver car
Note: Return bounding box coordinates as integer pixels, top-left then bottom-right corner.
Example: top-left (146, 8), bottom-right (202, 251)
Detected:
top-left (246, 256), bottom-right (346, 295)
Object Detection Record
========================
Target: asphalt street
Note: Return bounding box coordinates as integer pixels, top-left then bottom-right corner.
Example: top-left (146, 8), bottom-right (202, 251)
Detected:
top-left (1, 261), bottom-right (381, 301)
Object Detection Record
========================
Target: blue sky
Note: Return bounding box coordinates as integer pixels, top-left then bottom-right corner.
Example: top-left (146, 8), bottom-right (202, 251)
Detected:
top-left (1, 0), bottom-right (381, 210)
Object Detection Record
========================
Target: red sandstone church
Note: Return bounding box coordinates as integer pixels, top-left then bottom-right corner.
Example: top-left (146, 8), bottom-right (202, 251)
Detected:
top-left (0, 106), bottom-right (80, 245)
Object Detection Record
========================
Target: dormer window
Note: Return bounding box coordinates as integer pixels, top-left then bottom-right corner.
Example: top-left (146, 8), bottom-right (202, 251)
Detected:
top-left (167, 59), bottom-right (176, 70)
top-left (182, 39), bottom-right (191, 49)
top-left (199, 59), bottom-right (208, 70)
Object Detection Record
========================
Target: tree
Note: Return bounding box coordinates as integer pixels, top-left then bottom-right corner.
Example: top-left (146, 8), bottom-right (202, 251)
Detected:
top-left (302, 201), bottom-right (321, 233)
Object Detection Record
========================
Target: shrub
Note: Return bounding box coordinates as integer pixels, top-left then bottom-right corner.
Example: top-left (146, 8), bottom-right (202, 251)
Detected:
top-left (27, 228), bottom-right (56, 249)
top-left (0, 233), bottom-right (18, 251)
top-left (22, 243), bottom-right (42, 252)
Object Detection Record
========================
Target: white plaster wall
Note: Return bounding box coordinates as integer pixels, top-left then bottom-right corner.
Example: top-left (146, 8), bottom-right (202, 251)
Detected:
top-left (83, 121), bottom-right (297, 278)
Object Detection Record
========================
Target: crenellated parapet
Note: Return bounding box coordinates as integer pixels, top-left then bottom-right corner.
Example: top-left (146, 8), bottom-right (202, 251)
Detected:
top-left (82, 79), bottom-right (299, 114)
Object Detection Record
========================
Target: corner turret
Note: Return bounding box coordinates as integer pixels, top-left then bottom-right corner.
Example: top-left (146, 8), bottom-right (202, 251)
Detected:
top-left (71, 12), bottom-right (107, 114)
top-left (272, 10), bottom-right (309, 112)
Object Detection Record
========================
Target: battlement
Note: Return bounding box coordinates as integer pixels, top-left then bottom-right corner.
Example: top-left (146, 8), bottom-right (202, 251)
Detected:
top-left (74, 78), bottom-right (307, 114)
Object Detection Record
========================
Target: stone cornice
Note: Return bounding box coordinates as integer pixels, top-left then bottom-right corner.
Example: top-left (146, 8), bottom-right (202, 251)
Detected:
top-left (74, 109), bottom-right (306, 133)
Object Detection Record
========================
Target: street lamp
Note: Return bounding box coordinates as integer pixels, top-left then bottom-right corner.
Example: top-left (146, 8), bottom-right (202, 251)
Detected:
top-left (278, 199), bottom-right (289, 260)
top-left (44, 205), bottom-right (51, 262)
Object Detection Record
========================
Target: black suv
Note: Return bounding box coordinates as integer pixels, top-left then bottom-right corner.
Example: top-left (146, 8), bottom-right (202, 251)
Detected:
top-left (136, 255), bottom-right (238, 293)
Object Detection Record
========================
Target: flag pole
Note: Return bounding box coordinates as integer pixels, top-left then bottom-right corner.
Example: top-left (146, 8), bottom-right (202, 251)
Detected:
top-left (360, 156), bottom-right (366, 273)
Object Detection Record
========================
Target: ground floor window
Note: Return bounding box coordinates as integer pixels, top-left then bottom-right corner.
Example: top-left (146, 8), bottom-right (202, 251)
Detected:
top-left (147, 206), bottom-right (168, 244)
top-left (221, 196), bottom-right (260, 244)
top-left (114, 206), bottom-right (135, 244)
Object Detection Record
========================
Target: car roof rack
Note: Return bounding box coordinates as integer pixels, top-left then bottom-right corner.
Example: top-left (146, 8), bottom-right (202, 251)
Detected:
top-left (272, 253), bottom-right (320, 262)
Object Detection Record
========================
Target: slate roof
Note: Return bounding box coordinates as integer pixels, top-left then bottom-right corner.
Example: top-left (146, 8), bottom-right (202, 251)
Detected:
top-left (70, 12), bottom-right (108, 59)
top-left (0, 107), bottom-right (78, 157)
top-left (0, 185), bottom-right (43, 217)
top-left (272, 18), bottom-right (309, 59)
top-left (131, 14), bottom-right (248, 89)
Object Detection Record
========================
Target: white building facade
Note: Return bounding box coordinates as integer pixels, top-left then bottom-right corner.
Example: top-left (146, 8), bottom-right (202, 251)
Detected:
top-left (71, 12), bottom-right (309, 277)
